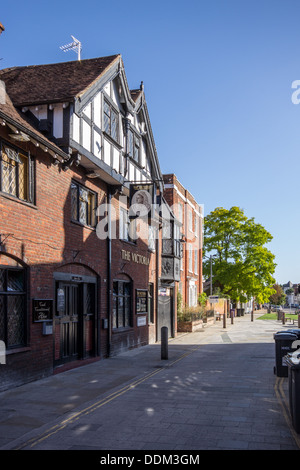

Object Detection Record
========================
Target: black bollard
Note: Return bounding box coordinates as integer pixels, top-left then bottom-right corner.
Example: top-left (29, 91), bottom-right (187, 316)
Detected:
top-left (161, 326), bottom-right (168, 360)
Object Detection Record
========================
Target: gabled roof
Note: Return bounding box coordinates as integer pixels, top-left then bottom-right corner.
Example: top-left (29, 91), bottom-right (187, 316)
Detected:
top-left (0, 55), bottom-right (120, 106)
top-left (0, 88), bottom-right (69, 161)
top-left (130, 88), bottom-right (143, 103)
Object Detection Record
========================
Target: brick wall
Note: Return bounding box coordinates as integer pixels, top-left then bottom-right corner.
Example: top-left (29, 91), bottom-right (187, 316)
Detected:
top-left (0, 123), bottom-right (161, 389)
top-left (162, 174), bottom-right (203, 313)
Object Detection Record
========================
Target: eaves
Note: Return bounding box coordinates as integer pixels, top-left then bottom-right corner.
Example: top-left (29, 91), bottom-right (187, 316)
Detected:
top-left (0, 109), bottom-right (69, 162)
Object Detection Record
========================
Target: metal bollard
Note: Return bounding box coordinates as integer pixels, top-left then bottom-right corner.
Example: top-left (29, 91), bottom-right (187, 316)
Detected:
top-left (251, 309), bottom-right (254, 322)
top-left (161, 326), bottom-right (168, 360)
top-left (231, 310), bottom-right (234, 324)
top-left (282, 312), bottom-right (285, 325)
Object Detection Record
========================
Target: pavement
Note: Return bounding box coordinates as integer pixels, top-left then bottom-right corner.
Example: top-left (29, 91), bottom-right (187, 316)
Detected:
top-left (0, 311), bottom-right (300, 453)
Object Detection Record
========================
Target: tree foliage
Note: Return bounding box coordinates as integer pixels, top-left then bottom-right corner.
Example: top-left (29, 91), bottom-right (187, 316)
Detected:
top-left (269, 284), bottom-right (286, 306)
top-left (203, 206), bottom-right (276, 303)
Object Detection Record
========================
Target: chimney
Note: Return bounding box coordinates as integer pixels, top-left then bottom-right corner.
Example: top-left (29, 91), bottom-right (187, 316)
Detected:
top-left (0, 23), bottom-right (5, 35)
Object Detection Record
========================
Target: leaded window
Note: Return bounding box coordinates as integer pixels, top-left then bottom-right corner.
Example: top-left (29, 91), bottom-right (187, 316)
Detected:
top-left (0, 266), bottom-right (26, 349)
top-left (128, 129), bottom-right (140, 162)
top-left (112, 280), bottom-right (132, 329)
top-left (0, 142), bottom-right (34, 203)
top-left (103, 100), bottom-right (119, 142)
top-left (71, 181), bottom-right (96, 227)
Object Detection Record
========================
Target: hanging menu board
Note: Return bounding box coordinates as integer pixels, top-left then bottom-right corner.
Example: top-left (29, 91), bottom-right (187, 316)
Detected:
top-left (136, 289), bottom-right (148, 314)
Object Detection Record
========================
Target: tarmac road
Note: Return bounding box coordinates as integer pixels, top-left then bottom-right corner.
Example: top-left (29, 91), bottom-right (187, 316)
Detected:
top-left (0, 312), bottom-right (299, 452)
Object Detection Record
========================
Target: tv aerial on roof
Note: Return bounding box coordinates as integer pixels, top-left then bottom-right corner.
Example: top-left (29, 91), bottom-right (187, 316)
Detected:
top-left (60, 35), bottom-right (82, 61)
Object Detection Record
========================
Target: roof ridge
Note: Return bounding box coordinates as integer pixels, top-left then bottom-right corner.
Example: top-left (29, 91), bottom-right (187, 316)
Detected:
top-left (0, 54), bottom-right (121, 73)
top-left (0, 54), bottom-right (122, 106)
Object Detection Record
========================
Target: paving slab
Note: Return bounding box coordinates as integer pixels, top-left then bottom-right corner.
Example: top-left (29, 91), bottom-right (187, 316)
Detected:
top-left (0, 312), bottom-right (299, 452)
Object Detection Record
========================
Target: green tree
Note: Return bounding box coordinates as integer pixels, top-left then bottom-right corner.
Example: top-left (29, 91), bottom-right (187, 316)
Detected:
top-left (203, 206), bottom-right (276, 304)
top-left (286, 288), bottom-right (294, 295)
top-left (269, 284), bottom-right (286, 306)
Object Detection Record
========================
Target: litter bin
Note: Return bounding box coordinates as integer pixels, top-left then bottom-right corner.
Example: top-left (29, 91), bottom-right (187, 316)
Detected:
top-left (286, 329), bottom-right (300, 339)
top-left (274, 331), bottom-right (298, 377)
top-left (284, 353), bottom-right (300, 433)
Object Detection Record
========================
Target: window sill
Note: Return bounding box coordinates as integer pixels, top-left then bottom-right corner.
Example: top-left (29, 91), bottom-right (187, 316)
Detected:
top-left (112, 326), bottom-right (133, 333)
top-left (120, 239), bottom-right (137, 247)
top-left (128, 156), bottom-right (145, 170)
top-left (103, 131), bottom-right (122, 150)
top-left (6, 346), bottom-right (31, 355)
top-left (0, 192), bottom-right (37, 209)
top-left (71, 219), bottom-right (96, 231)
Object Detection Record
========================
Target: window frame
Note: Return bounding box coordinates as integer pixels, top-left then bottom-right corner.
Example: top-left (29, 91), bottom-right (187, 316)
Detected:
top-left (0, 265), bottom-right (27, 350)
top-left (112, 279), bottom-right (132, 329)
top-left (71, 180), bottom-right (97, 228)
top-left (103, 98), bottom-right (119, 143)
top-left (127, 128), bottom-right (140, 163)
top-left (0, 140), bottom-right (34, 204)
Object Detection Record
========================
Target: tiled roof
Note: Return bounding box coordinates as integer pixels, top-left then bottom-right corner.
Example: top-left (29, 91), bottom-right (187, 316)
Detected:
top-left (0, 89), bottom-right (68, 159)
top-left (0, 55), bottom-right (120, 106)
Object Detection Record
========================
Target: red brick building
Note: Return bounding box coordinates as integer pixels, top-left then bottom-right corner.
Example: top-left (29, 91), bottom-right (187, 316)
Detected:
top-left (0, 55), bottom-right (181, 390)
top-left (163, 174), bottom-right (203, 310)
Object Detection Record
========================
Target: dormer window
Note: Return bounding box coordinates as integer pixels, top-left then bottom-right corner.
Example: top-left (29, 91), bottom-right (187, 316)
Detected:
top-left (103, 100), bottom-right (118, 142)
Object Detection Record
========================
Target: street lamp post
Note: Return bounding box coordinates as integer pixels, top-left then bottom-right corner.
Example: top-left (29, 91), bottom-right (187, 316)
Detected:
top-left (206, 254), bottom-right (217, 296)
top-left (210, 255), bottom-right (213, 296)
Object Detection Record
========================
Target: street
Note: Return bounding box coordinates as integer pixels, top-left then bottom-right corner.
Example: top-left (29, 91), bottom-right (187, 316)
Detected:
top-left (0, 312), bottom-right (299, 452)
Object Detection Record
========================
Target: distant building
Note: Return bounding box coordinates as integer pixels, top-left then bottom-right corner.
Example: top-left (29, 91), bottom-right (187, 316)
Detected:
top-left (162, 174), bottom-right (203, 309)
top-left (282, 281), bottom-right (300, 306)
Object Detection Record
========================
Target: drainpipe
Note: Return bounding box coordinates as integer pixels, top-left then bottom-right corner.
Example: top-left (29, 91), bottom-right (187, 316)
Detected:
top-left (107, 187), bottom-right (112, 357)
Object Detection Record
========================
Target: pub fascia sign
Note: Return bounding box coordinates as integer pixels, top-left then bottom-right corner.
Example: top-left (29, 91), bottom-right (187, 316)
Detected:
top-left (121, 249), bottom-right (150, 266)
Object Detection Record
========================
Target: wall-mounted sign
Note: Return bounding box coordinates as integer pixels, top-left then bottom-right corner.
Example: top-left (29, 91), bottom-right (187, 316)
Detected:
top-left (57, 288), bottom-right (65, 312)
top-left (137, 316), bottom-right (147, 327)
top-left (158, 288), bottom-right (171, 296)
top-left (136, 289), bottom-right (148, 314)
top-left (32, 299), bottom-right (53, 322)
top-left (121, 250), bottom-right (150, 266)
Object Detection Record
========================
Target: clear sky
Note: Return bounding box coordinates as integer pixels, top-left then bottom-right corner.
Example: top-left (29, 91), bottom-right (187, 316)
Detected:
top-left (1, 0), bottom-right (299, 285)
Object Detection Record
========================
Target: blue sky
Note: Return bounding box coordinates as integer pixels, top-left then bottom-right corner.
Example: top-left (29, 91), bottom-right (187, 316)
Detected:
top-left (1, 0), bottom-right (299, 285)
